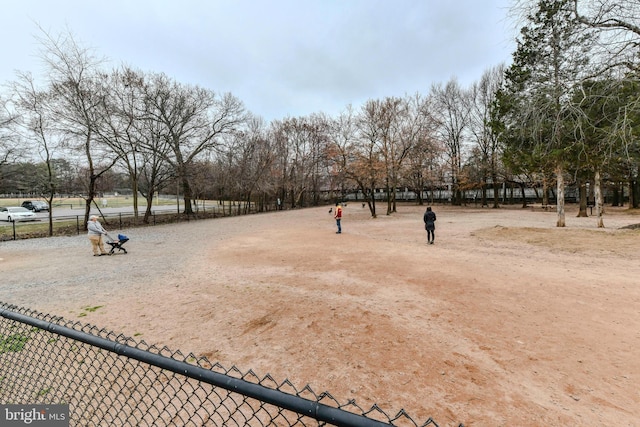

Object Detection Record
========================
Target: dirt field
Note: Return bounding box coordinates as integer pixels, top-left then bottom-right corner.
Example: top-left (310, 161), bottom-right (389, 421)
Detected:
top-left (1, 203), bottom-right (639, 426)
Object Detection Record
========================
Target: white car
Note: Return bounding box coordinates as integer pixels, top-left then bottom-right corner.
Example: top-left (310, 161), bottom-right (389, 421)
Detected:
top-left (0, 206), bottom-right (38, 222)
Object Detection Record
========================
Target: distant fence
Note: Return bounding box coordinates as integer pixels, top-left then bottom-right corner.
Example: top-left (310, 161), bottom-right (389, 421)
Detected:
top-left (0, 304), bottom-right (460, 427)
top-left (0, 204), bottom-right (259, 241)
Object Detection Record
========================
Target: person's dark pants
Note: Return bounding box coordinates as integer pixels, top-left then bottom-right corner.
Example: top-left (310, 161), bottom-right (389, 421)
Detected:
top-left (336, 219), bottom-right (341, 233)
top-left (427, 229), bottom-right (434, 243)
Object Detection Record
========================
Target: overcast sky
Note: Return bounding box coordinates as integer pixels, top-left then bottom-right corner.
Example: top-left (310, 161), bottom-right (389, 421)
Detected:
top-left (1, 1), bottom-right (516, 122)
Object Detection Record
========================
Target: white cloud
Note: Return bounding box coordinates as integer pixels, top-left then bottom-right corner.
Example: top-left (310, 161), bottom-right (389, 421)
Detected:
top-left (0, 0), bottom-right (515, 121)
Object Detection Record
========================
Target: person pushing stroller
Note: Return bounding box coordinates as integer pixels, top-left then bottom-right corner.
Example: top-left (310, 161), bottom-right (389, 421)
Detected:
top-left (87, 215), bottom-right (109, 256)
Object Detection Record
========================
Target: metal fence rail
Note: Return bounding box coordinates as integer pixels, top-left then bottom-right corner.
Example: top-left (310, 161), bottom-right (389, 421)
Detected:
top-left (0, 204), bottom-right (255, 241)
top-left (0, 304), bottom-right (458, 427)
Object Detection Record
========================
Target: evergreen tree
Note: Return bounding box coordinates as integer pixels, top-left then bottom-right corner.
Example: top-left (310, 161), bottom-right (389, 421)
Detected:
top-left (500, 0), bottom-right (595, 226)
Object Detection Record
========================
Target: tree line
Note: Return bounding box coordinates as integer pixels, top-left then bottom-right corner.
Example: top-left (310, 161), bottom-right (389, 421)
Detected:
top-left (498, 0), bottom-right (640, 226)
top-left (0, 0), bottom-right (639, 233)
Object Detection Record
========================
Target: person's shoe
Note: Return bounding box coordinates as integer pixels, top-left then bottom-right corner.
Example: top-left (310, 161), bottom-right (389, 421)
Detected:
top-left (93, 254), bottom-right (100, 257)
top-left (336, 231), bottom-right (341, 234)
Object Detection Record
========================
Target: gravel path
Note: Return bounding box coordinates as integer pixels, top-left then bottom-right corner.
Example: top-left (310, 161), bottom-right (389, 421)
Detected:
top-left (0, 218), bottom-right (227, 309)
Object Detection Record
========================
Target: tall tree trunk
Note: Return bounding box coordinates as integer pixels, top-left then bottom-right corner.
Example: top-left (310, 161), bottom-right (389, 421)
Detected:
top-left (481, 182), bottom-right (487, 207)
top-left (611, 185), bottom-right (620, 206)
top-left (577, 179), bottom-right (588, 217)
top-left (385, 178), bottom-right (392, 215)
top-left (47, 195), bottom-right (54, 236)
top-left (492, 172), bottom-right (499, 208)
top-left (131, 178), bottom-right (139, 222)
top-left (502, 182), bottom-right (508, 205)
top-left (519, 183), bottom-right (527, 208)
top-left (369, 186), bottom-right (377, 218)
top-left (595, 169), bottom-right (604, 228)
top-left (542, 179), bottom-right (550, 207)
top-left (181, 178), bottom-right (194, 214)
top-left (630, 176), bottom-right (639, 209)
top-left (556, 164), bottom-right (565, 227)
top-left (84, 174), bottom-right (99, 228)
top-left (143, 190), bottom-right (154, 224)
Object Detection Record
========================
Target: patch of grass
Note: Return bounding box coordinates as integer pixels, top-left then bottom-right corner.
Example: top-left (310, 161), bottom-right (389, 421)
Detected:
top-left (0, 333), bottom-right (30, 353)
top-left (0, 219), bottom-right (83, 240)
top-left (78, 305), bottom-right (104, 317)
top-left (37, 387), bottom-right (51, 396)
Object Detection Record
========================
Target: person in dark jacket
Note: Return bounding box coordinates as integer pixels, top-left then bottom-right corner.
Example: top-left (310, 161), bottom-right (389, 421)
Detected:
top-left (423, 206), bottom-right (436, 244)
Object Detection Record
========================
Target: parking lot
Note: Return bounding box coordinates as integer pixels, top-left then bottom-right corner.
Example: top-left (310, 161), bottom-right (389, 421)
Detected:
top-left (0, 203), bottom-right (184, 227)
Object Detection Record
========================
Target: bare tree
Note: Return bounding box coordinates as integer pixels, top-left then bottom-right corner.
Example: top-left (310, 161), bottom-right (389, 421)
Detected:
top-left (96, 67), bottom-right (147, 221)
top-left (387, 94), bottom-right (434, 213)
top-left (570, 0), bottom-right (640, 73)
top-left (354, 96), bottom-right (422, 215)
top-left (403, 95), bottom-right (444, 207)
top-left (353, 100), bottom-right (392, 217)
top-left (328, 104), bottom-right (384, 217)
top-left (9, 72), bottom-right (63, 235)
top-left (373, 97), bottom-right (402, 215)
top-left (220, 116), bottom-right (277, 212)
top-left (305, 113), bottom-right (332, 206)
top-left (269, 116), bottom-right (327, 208)
top-left (135, 85), bottom-right (175, 223)
top-left (137, 125), bottom-right (174, 222)
top-left (382, 94), bottom-right (436, 209)
top-left (143, 73), bottom-right (246, 214)
top-left (469, 65), bottom-right (505, 208)
top-left (0, 95), bottom-right (23, 178)
top-left (430, 78), bottom-right (471, 206)
top-left (326, 106), bottom-right (364, 206)
top-left (38, 29), bottom-right (118, 226)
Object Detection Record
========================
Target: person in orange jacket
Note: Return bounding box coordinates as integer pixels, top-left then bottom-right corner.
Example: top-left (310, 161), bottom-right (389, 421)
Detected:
top-left (334, 202), bottom-right (343, 234)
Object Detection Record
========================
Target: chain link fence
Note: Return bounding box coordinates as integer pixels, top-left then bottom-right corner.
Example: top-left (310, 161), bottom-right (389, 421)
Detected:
top-left (0, 303), bottom-right (460, 427)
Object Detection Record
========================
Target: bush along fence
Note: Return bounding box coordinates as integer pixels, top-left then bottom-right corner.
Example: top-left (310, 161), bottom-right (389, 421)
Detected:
top-left (0, 304), bottom-right (461, 427)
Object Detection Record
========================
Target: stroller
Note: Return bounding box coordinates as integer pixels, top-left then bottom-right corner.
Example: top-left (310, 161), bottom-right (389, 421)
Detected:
top-left (106, 233), bottom-right (129, 255)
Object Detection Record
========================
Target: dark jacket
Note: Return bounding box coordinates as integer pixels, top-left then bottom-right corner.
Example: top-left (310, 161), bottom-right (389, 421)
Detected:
top-left (423, 210), bottom-right (436, 230)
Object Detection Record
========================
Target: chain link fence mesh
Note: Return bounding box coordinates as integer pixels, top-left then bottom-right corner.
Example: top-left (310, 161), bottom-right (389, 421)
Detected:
top-left (0, 303), bottom-right (460, 427)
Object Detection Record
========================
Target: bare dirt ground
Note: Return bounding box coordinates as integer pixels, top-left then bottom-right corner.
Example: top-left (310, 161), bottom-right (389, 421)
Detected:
top-left (1, 203), bottom-right (639, 426)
